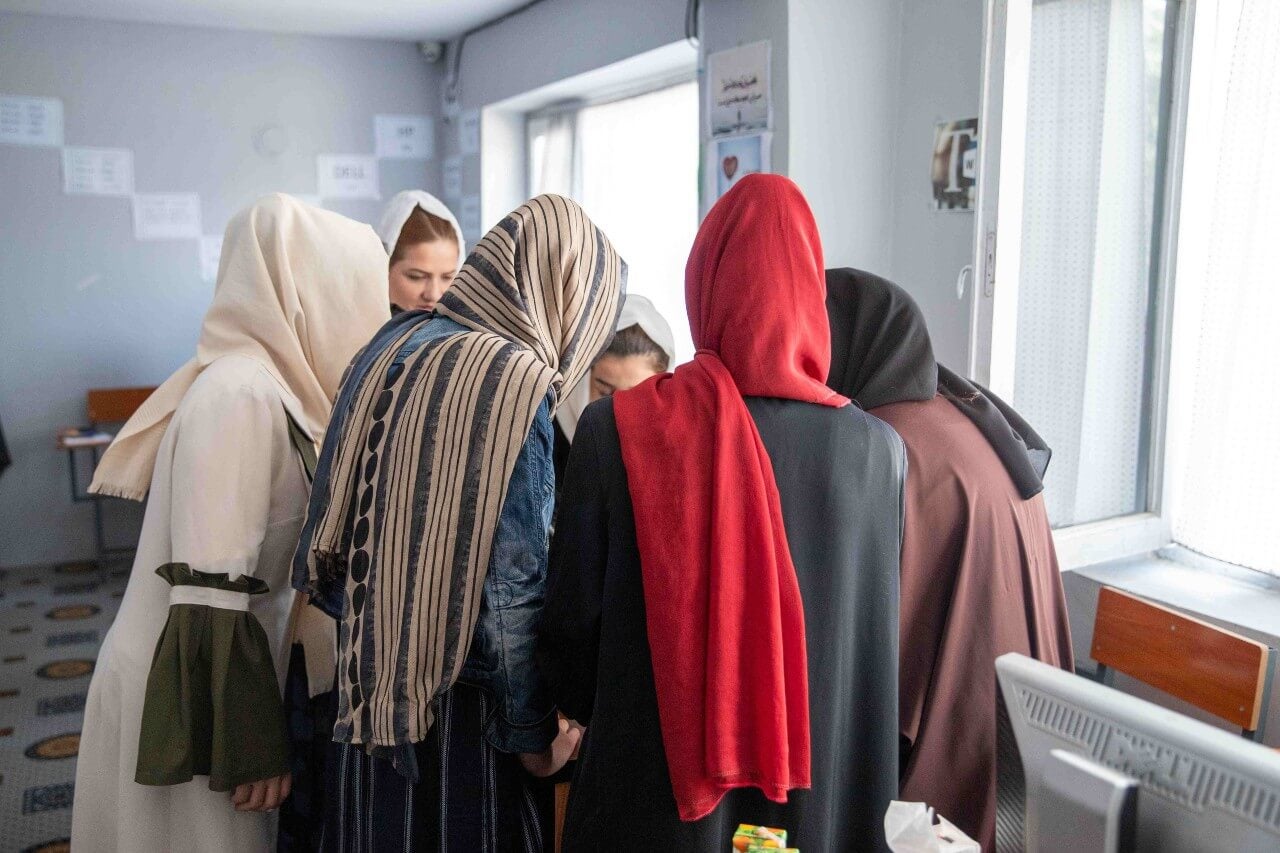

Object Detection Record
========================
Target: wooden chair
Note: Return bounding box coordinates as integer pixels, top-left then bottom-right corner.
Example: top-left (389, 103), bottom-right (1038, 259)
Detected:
top-left (86, 387), bottom-right (156, 424)
top-left (1090, 586), bottom-right (1274, 741)
top-left (57, 386), bottom-right (156, 564)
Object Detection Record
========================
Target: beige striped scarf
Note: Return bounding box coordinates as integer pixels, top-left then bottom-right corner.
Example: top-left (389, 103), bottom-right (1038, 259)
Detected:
top-left (297, 195), bottom-right (624, 750)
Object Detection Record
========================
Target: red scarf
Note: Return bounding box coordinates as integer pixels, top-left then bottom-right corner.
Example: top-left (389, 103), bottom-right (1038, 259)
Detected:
top-left (614, 174), bottom-right (848, 820)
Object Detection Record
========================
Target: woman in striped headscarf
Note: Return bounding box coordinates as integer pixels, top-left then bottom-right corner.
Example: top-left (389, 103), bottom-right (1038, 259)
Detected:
top-left (293, 194), bottom-right (625, 852)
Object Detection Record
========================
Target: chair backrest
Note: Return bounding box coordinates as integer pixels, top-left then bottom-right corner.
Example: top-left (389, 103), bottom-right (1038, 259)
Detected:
top-left (87, 387), bottom-right (156, 425)
top-left (1090, 586), bottom-right (1273, 739)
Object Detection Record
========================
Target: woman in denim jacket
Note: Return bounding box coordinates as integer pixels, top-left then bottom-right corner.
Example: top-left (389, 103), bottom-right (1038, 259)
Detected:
top-left (294, 195), bottom-right (623, 852)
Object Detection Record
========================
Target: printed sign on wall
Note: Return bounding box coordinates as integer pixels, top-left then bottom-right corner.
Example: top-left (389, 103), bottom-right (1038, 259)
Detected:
top-left (932, 118), bottom-right (979, 212)
top-left (443, 156), bottom-right (463, 201)
top-left (707, 42), bottom-right (771, 138)
top-left (63, 147), bottom-right (134, 196)
top-left (458, 110), bottom-right (481, 156)
top-left (316, 155), bottom-right (380, 200)
top-left (375, 114), bottom-right (433, 160)
top-left (132, 193), bottom-right (202, 240)
top-left (708, 132), bottom-right (772, 202)
top-left (0, 95), bottom-right (64, 147)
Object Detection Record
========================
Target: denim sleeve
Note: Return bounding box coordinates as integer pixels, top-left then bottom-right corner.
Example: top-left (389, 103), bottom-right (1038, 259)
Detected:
top-left (461, 393), bottom-right (559, 754)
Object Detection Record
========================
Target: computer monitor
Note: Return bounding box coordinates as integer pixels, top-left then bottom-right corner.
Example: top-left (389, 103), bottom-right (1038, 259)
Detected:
top-left (995, 653), bottom-right (1280, 852)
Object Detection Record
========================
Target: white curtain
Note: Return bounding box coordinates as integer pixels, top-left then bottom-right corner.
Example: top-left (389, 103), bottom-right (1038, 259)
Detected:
top-left (527, 82), bottom-right (699, 364)
top-left (574, 82), bottom-right (699, 364)
top-left (1013, 0), bottom-right (1154, 527)
top-left (527, 110), bottom-right (578, 199)
top-left (1170, 0), bottom-right (1280, 575)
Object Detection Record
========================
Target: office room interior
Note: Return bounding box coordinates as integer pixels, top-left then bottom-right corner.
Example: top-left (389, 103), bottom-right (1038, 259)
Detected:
top-left (0, 0), bottom-right (1277, 851)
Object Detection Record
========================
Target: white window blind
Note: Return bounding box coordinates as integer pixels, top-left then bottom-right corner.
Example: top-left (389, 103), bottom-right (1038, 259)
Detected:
top-left (1012, 0), bottom-right (1169, 527)
top-left (1169, 0), bottom-right (1280, 575)
top-left (527, 80), bottom-right (699, 364)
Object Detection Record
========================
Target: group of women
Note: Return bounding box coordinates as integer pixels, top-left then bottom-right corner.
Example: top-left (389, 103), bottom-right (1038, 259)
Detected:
top-left (69, 173), bottom-right (1073, 853)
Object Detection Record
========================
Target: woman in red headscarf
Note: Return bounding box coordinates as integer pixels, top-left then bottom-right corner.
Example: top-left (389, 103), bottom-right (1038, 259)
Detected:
top-left (538, 175), bottom-right (906, 851)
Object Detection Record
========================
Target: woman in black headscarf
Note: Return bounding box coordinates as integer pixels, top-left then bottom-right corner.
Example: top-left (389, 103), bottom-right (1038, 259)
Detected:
top-left (825, 268), bottom-right (1074, 852)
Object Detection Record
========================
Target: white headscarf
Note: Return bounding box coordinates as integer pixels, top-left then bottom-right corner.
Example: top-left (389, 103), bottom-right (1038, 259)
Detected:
top-left (376, 190), bottom-right (465, 272)
top-left (555, 293), bottom-right (676, 440)
top-left (90, 194), bottom-right (390, 501)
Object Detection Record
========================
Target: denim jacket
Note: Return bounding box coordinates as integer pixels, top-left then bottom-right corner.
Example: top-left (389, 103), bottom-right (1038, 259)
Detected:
top-left (414, 318), bottom-right (558, 754)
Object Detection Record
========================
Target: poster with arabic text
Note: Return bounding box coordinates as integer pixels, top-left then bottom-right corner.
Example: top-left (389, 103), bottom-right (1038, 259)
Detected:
top-left (707, 41), bottom-right (771, 138)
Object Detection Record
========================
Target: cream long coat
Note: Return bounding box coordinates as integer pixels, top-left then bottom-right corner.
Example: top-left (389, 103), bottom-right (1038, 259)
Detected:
top-left (72, 356), bottom-right (308, 852)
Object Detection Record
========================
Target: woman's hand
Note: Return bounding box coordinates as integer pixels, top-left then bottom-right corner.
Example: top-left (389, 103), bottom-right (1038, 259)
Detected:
top-left (230, 773), bottom-right (292, 812)
top-left (518, 717), bottom-right (583, 777)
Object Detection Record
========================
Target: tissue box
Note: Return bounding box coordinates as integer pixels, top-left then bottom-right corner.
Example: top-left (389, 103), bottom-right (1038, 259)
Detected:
top-left (732, 824), bottom-right (788, 851)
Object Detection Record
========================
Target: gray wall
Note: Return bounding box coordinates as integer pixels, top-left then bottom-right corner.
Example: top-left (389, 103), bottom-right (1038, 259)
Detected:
top-left (886, 0), bottom-right (983, 369)
top-left (788, 0), bottom-right (903, 276)
top-left (791, 0), bottom-right (982, 368)
top-left (444, 0), bottom-right (689, 232)
top-left (0, 12), bottom-right (441, 566)
top-left (445, 0), bottom-right (982, 372)
top-left (702, 0), bottom-right (790, 176)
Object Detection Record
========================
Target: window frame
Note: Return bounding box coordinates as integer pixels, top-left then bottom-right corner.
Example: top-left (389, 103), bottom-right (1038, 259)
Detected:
top-left (971, 0), bottom-right (1197, 569)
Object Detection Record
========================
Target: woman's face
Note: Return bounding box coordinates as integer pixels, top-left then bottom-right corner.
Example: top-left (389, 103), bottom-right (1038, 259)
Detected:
top-left (589, 354), bottom-right (662, 402)
top-left (388, 238), bottom-right (460, 312)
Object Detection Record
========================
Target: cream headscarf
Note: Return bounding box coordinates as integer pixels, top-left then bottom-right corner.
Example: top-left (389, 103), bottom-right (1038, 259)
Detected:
top-left (90, 194), bottom-right (391, 501)
top-left (376, 190), bottom-right (465, 272)
top-left (554, 293), bottom-right (676, 441)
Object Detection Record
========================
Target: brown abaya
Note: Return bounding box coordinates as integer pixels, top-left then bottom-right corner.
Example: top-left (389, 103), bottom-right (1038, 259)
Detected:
top-left (826, 268), bottom-right (1074, 850)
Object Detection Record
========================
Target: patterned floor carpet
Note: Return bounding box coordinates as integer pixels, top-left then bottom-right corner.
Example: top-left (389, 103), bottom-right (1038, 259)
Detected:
top-left (0, 558), bottom-right (129, 853)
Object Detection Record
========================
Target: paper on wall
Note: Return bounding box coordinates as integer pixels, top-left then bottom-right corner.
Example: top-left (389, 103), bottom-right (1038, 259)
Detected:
top-left (443, 156), bottom-right (463, 201)
top-left (460, 194), bottom-right (481, 240)
top-left (442, 91), bottom-right (461, 120)
top-left (316, 155), bottom-right (380, 200)
top-left (132, 193), bottom-right (201, 241)
top-left (706, 132), bottom-right (772, 207)
top-left (375, 114), bottom-right (434, 160)
top-left (0, 95), bottom-right (64, 147)
top-left (931, 118), bottom-right (979, 212)
top-left (62, 147), bottom-right (134, 196)
top-left (458, 110), bottom-right (481, 156)
top-left (199, 234), bottom-right (224, 281)
top-left (707, 41), bottom-right (771, 138)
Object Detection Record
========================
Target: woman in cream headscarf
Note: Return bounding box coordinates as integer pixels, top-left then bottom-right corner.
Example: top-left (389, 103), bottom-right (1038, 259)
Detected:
top-left (72, 194), bottom-right (389, 853)
top-left (377, 189), bottom-right (465, 314)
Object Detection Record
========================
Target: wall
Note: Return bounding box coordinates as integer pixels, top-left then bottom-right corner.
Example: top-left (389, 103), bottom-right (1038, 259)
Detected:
top-left (701, 0), bottom-right (790, 175)
top-left (788, 0), bottom-right (903, 277)
top-left (886, 0), bottom-right (983, 369)
top-left (449, 0), bottom-right (980, 363)
top-left (787, 0), bottom-right (982, 368)
top-left (443, 0), bottom-right (689, 235)
top-left (0, 12), bottom-right (441, 566)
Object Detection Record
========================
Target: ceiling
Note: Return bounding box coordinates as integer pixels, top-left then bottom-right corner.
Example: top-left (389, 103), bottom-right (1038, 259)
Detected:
top-left (0, 0), bottom-right (535, 41)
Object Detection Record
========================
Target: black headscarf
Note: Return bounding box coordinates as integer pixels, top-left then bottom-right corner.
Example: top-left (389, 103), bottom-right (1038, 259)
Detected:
top-left (825, 267), bottom-right (1051, 499)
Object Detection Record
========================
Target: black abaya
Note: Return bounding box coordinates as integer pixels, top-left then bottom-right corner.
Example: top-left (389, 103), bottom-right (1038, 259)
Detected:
top-left (538, 396), bottom-right (905, 852)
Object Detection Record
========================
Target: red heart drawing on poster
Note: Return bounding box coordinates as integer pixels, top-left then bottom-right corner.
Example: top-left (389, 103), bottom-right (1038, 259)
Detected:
top-left (722, 155), bottom-right (739, 180)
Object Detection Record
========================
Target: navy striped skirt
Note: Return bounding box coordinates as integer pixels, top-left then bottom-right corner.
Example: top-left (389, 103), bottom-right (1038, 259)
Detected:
top-left (319, 682), bottom-right (548, 853)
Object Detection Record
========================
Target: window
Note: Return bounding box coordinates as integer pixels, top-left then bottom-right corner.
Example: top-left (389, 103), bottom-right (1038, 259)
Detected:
top-left (527, 80), bottom-right (699, 363)
top-left (1008, 0), bottom-right (1176, 528)
top-left (976, 0), bottom-right (1280, 577)
top-left (1165, 0), bottom-right (1280, 576)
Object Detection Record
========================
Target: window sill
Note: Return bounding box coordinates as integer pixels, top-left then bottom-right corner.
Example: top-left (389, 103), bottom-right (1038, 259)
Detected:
top-left (1068, 550), bottom-right (1280, 641)
top-left (1052, 513), bottom-right (1170, 572)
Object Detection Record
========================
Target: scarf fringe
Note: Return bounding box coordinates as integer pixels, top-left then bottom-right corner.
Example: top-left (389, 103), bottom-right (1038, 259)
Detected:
top-left (87, 482), bottom-right (147, 502)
